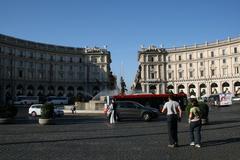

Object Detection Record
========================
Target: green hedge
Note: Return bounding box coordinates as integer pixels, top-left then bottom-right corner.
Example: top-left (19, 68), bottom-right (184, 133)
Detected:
top-left (41, 103), bottom-right (54, 119)
top-left (0, 105), bottom-right (18, 118)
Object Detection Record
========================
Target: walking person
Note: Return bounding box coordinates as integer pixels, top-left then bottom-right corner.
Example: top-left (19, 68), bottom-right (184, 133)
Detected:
top-left (109, 99), bottom-right (117, 124)
top-left (161, 95), bottom-right (182, 148)
top-left (71, 105), bottom-right (76, 114)
top-left (188, 99), bottom-right (202, 148)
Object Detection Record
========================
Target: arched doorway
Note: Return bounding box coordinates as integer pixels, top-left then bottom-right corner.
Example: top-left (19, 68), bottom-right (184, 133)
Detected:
top-left (234, 81), bottom-right (240, 95)
top-left (149, 85), bottom-right (156, 94)
top-left (222, 82), bottom-right (230, 93)
top-left (167, 85), bottom-right (174, 94)
top-left (177, 84), bottom-right (185, 93)
top-left (57, 86), bottom-right (64, 96)
top-left (27, 85), bottom-right (34, 96)
top-left (211, 83), bottom-right (218, 94)
top-left (200, 83), bottom-right (207, 97)
top-left (48, 86), bottom-right (55, 96)
top-left (16, 84), bottom-right (24, 96)
top-left (37, 85), bottom-right (44, 96)
top-left (67, 86), bottom-right (74, 96)
top-left (189, 84), bottom-right (196, 96)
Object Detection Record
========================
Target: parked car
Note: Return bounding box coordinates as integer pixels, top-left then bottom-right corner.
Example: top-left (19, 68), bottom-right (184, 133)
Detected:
top-left (232, 96), bottom-right (240, 102)
top-left (28, 104), bottom-right (64, 117)
top-left (106, 101), bottom-right (160, 121)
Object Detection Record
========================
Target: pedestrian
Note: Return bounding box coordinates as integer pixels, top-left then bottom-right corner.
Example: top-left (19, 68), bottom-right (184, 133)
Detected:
top-left (71, 105), bottom-right (76, 114)
top-left (109, 99), bottom-right (116, 124)
top-left (161, 95), bottom-right (182, 148)
top-left (188, 99), bottom-right (202, 148)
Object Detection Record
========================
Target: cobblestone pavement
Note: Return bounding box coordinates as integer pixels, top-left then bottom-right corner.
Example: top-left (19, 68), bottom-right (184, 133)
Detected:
top-left (1, 103), bottom-right (240, 160)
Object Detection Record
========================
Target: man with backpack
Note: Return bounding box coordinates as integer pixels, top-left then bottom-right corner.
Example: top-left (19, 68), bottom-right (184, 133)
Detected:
top-left (188, 99), bottom-right (202, 148)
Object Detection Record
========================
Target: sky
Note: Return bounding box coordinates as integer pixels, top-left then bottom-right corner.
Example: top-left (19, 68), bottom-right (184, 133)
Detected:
top-left (0, 0), bottom-right (240, 90)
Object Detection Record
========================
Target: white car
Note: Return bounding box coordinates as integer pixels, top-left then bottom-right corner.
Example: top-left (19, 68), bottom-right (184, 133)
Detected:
top-left (28, 104), bottom-right (64, 117)
top-left (232, 97), bottom-right (240, 102)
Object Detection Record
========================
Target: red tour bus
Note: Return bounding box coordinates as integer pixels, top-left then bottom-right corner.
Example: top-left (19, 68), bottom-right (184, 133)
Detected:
top-left (112, 93), bottom-right (188, 111)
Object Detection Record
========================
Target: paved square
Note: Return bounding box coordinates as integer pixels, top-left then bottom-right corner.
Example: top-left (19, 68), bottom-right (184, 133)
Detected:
top-left (1, 103), bottom-right (240, 160)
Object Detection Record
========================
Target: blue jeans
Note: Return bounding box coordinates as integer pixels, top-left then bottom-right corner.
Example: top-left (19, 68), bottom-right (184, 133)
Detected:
top-left (189, 120), bottom-right (202, 144)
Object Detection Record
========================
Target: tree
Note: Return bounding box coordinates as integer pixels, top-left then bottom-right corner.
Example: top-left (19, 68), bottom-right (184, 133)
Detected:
top-left (120, 76), bottom-right (127, 95)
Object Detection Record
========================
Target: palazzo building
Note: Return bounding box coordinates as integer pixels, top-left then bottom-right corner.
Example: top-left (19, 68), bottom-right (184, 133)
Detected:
top-left (0, 34), bottom-right (115, 104)
top-left (133, 36), bottom-right (240, 98)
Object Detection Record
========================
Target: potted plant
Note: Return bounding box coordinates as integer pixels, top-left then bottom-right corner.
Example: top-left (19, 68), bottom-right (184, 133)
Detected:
top-left (39, 103), bottom-right (55, 125)
top-left (0, 105), bottom-right (18, 124)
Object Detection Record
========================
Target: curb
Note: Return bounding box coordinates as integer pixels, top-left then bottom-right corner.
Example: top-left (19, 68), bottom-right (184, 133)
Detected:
top-left (63, 110), bottom-right (104, 114)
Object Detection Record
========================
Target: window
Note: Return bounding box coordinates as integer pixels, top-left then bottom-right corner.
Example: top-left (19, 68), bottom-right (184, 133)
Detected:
top-left (60, 56), bottom-right (63, 62)
top-left (0, 47), bottom-right (2, 53)
top-left (148, 56), bottom-right (154, 62)
top-left (59, 72), bottom-right (64, 79)
top-left (19, 61), bottom-right (23, 67)
top-left (50, 55), bottom-right (53, 61)
top-left (70, 57), bottom-right (73, 62)
top-left (223, 59), bottom-right (226, 64)
top-left (29, 71), bottom-right (33, 79)
top-left (189, 54), bottom-right (192, 60)
top-left (235, 67), bottom-right (239, 74)
top-left (30, 52), bottom-right (33, 58)
top-left (168, 56), bottom-right (171, 62)
top-left (179, 55), bottom-right (181, 61)
top-left (20, 51), bottom-right (23, 57)
top-left (211, 61), bottom-right (215, 65)
top-left (222, 49), bottom-right (226, 55)
top-left (69, 66), bottom-right (73, 70)
top-left (200, 53), bottom-right (203, 59)
top-left (235, 57), bottom-right (238, 62)
top-left (40, 54), bottom-right (43, 60)
top-left (189, 71), bottom-right (193, 78)
top-left (92, 57), bottom-right (98, 63)
top-left (29, 62), bottom-right (33, 68)
top-left (79, 58), bottom-right (82, 63)
top-left (60, 65), bottom-right (63, 70)
top-left (179, 72), bottom-right (182, 78)
top-left (234, 47), bottom-right (238, 53)
top-left (200, 70), bottom-right (204, 77)
top-left (151, 73), bottom-right (155, 79)
top-left (168, 65), bottom-right (171, 69)
top-left (189, 63), bottom-right (192, 67)
top-left (168, 73), bottom-right (172, 79)
top-left (211, 69), bottom-right (215, 76)
top-left (150, 65), bottom-right (154, 69)
top-left (211, 51), bottom-right (214, 57)
top-left (18, 70), bottom-right (23, 78)
top-left (200, 62), bottom-right (204, 66)
top-left (223, 68), bottom-right (227, 75)
top-left (179, 64), bottom-right (182, 68)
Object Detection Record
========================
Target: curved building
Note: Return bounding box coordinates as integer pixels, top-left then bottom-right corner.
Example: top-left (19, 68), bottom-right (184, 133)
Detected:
top-left (133, 36), bottom-right (240, 98)
top-left (0, 34), bottom-right (114, 104)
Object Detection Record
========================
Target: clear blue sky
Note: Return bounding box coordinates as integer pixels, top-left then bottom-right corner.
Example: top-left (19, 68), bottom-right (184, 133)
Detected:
top-left (0, 0), bottom-right (240, 90)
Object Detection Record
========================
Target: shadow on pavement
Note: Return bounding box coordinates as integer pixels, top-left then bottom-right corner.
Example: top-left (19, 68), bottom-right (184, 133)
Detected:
top-left (202, 137), bottom-right (240, 147)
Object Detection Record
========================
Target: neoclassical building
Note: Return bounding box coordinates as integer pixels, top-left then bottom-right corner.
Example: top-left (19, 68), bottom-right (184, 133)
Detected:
top-left (0, 34), bottom-right (115, 104)
top-left (133, 36), bottom-right (240, 98)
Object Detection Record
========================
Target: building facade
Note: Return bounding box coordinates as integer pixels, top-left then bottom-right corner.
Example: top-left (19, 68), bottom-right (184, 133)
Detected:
top-left (0, 34), bottom-right (114, 104)
top-left (133, 36), bottom-right (240, 98)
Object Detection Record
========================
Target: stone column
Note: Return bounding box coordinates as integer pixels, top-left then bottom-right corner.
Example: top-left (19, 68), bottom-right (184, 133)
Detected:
top-left (146, 84), bottom-right (150, 93)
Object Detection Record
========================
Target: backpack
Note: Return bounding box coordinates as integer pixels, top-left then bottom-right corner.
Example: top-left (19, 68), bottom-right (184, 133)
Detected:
top-left (192, 107), bottom-right (202, 119)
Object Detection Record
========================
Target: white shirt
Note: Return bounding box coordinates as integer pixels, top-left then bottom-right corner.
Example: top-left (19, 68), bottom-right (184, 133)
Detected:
top-left (163, 100), bottom-right (180, 115)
